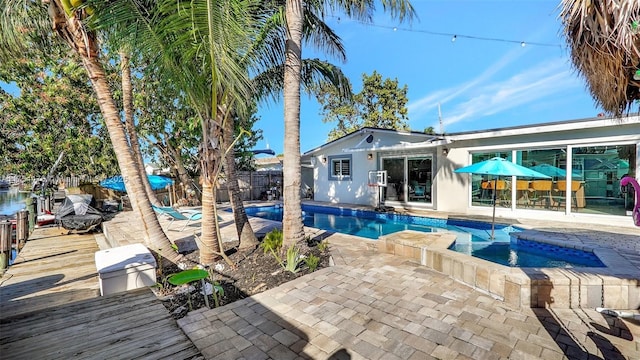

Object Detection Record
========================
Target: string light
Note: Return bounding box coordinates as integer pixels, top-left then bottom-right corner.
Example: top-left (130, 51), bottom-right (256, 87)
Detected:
top-left (337, 18), bottom-right (562, 48)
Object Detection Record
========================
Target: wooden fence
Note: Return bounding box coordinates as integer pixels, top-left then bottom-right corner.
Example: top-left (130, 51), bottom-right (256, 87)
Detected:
top-left (13, 171), bottom-right (284, 204)
top-left (215, 170), bottom-right (283, 202)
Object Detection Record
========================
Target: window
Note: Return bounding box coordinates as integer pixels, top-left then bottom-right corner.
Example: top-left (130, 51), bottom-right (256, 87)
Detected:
top-left (328, 155), bottom-right (352, 180)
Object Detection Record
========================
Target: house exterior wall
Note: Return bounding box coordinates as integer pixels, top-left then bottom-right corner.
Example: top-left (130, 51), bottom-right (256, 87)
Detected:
top-left (304, 118), bottom-right (639, 227)
top-left (309, 134), bottom-right (379, 206)
top-left (434, 117), bottom-right (640, 227)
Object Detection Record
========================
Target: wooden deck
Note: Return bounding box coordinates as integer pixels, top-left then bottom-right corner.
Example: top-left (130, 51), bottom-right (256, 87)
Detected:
top-left (0, 227), bottom-right (202, 359)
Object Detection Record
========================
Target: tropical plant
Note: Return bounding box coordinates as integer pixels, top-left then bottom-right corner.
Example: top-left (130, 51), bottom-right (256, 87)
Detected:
top-left (304, 253), bottom-right (320, 272)
top-left (283, 244), bottom-right (304, 273)
top-left (282, 0), bottom-right (416, 246)
top-left (88, 0), bottom-right (263, 265)
top-left (167, 268), bottom-right (210, 310)
top-left (260, 228), bottom-right (284, 255)
top-left (0, 0), bottom-right (182, 263)
top-left (559, 0), bottom-right (640, 114)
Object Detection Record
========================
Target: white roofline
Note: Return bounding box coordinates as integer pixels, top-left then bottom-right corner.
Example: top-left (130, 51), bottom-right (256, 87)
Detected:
top-left (343, 139), bottom-right (451, 152)
top-left (302, 127), bottom-right (439, 155)
top-left (447, 115), bottom-right (640, 141)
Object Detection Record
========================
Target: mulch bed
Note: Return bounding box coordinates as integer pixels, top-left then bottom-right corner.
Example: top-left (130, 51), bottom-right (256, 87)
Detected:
top-left (154, 239), bottom-right (331, 319)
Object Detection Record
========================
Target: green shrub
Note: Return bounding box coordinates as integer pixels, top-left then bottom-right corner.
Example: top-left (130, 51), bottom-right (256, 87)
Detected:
top-left (284, 245), bottom-right (304, 273)
top-left (260, 228), bottom-right (283, 254)
top-left (317, 241), bottom-right (329, 252)
top-left (304, 254), bottom-right (320, 272)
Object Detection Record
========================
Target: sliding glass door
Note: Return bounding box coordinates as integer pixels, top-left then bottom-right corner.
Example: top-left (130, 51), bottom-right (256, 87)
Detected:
top-left (381, 155), bottom-right (433, 204)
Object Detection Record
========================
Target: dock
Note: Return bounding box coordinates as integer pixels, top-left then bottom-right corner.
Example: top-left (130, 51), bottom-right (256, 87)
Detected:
top-left (0, 226), bottom-right (202, 359)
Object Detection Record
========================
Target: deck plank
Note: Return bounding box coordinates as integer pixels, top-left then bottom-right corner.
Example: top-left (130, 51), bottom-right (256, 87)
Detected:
top-left (0, 227), bottom-right (202, 360)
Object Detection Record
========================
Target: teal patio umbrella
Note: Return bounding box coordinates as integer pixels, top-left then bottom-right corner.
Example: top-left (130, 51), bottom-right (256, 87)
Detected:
top-left (100, 175), bottom-right (174, 193)
top-left (530, 163), bottom-right (582, 179)
top-left (455, 157), bottom-right (551, 239)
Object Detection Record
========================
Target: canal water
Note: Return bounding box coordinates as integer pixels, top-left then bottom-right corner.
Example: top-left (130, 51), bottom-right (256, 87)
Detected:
top-left (0, 188), bottom-right (30, 217)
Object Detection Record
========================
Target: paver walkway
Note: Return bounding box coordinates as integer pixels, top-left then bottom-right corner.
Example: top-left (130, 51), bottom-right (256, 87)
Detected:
top-left (177, 232), bottom-right (640, 360)
top-left (100, 201), bottom-right (640, 359)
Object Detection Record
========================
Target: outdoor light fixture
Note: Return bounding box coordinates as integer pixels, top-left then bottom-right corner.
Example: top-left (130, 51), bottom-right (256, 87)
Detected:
top-left (442, 148), bottom-right (449, 156)
top-left (634, 69), bottom-right (640, 81)
top-left (367, 153), bottom-right (373, 160)
top-left (322, 156), bottom-right (327, 164)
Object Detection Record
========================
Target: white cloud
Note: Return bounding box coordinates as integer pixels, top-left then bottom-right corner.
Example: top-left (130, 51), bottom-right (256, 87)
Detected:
top-left (409, 55), bottom-right (583, 129)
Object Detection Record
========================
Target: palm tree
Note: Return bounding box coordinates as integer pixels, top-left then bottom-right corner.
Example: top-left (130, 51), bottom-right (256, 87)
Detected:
top-left (560, 0), bottom-right (640, 114)
top-left (219, 2), bottom-right (353, 251)
top-left (0, 0), bottom-right (183, 263)
top-left (120, 49), bottom-right (163, 207)
top-left (90, 0), bottom-right (260, 265)
top-left (282, 0), bottom-right (416, 245)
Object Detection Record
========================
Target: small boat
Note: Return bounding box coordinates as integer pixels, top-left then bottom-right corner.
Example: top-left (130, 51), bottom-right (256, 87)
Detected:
top-left (56, 194), bottom-right (103, 232)
top-left (36, 211), bottom-right (56, 227)
top-left (0, 180), bottom-right (10, 190)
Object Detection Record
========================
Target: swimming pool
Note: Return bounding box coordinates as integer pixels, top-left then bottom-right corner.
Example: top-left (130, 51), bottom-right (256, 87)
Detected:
top-left (243, 204), bottom-right (605, 268)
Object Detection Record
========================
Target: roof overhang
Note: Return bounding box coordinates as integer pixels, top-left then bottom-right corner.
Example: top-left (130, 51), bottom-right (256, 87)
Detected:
top-left (343, 138), bottom-right (450, 152)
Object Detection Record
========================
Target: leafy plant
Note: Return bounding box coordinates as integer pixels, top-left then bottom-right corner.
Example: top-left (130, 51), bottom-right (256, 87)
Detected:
top-left (317, 241), bottom-right (329, 252)
top-left (167, 268), bottom-right (210, 310)
top-left (260, 228), bottom-right (284, 265)
top-left (283, 245), bottom-right (304, 274)
top-left (304, 254), bottom-right (320, 272)
top-left (260, 228), bottom-right (283, 254)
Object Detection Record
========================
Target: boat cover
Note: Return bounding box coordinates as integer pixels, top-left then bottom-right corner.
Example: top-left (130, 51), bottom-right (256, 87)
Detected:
top-left (55, 194), bottom-right (103, 231)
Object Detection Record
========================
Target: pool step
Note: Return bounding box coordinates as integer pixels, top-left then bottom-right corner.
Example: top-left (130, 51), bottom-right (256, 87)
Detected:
top-left (377, 230), bottom-right (640, 310)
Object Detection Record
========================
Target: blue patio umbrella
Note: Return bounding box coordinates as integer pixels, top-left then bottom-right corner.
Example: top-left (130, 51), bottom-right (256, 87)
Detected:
top-left (100, 175), bottom-right (174, 193)
top-left (455, 157), bottom-right (550, 239)
top-left (530, 164), bottom-right (582, 179)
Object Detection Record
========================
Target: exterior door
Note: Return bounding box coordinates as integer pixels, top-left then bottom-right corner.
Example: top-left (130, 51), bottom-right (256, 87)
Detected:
top-left (382, 158), bottom-right (405, 202)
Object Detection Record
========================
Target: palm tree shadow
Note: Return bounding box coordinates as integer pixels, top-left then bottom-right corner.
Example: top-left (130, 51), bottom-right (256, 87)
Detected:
top-left (328, 348), bottom-right (351, 359)
top-left (531, 276), bottom-right (629, 359)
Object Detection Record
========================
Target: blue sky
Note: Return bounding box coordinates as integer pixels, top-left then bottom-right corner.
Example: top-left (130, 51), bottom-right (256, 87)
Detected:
top-left (2, 1), bottom-right (603, 158)
top-left (255, 0), bottom-right (602, 155)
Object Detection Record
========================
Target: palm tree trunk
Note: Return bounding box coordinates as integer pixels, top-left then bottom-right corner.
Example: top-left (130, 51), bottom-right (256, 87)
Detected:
top-left (221, 108), bottom-right (258, 249)
top-left (80, 55), bottom-right (181, 264)
top-left (120, 50), bottom-right (162, 206)
top-left (282, 0), bottom-right (306, 246)
top-left (198, 116), bottom-right (223, 265)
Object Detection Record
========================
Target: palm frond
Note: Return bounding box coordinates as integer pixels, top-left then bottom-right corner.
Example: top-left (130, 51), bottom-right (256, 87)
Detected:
top-left (0, 0), bottom-right (59, 62)
top-left (560, 0), bottom-right (640, 114)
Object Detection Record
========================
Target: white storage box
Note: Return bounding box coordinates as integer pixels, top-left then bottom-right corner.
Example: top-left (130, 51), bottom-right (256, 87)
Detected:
top-left (95, 243), bottom-right (157, 296)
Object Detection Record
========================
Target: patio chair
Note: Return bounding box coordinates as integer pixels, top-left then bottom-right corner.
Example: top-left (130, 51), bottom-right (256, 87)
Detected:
top-left (530, 180), bottom-right (553, 209)
top-left (410, 184), bottom-right (427, 201)
top-left (152, 205), bottom-right (202, 231)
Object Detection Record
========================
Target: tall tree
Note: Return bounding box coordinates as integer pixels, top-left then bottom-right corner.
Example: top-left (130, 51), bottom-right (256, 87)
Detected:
top-left (218, 1), bottom-right (353, 251)
top-left (282, 0), bottom-right (415, 245)
top-left (318, 70), bottom-right (410, 141)
top-left (0, 0), bottom-right (182, 263)
top-left (0, 46), bottom-right (119, 178)
top-left (90, 0), bottom-right (261, 265)
top-left (120, 49), bottom-right (162, 206)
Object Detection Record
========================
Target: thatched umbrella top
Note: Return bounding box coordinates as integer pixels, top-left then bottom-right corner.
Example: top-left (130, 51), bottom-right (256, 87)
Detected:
top-left (560, 0), bottom-right (640, 114)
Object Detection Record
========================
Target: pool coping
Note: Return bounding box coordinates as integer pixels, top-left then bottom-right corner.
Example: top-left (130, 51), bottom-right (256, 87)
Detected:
top-left (377, 229), bottom-right (640, 310)
top-left (244, 203), bottom-right (639, 309)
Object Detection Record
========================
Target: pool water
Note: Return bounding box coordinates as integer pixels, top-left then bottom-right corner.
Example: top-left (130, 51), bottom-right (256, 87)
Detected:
top-left (242, 205), bottom-right (605, 268)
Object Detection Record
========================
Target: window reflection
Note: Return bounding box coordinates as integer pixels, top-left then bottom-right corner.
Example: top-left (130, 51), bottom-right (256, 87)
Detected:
top-left (468, 145), bottom-right (636, 217)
